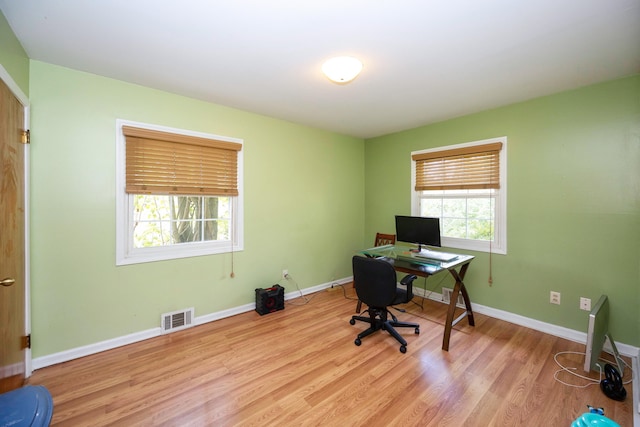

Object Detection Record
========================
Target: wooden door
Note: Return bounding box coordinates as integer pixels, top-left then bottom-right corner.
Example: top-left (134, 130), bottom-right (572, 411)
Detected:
top-left (0, 77), bottom-right (26, 393)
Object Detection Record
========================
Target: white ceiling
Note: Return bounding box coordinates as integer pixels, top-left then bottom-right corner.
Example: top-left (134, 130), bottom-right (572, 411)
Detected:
top-left (1, 0), bottom-right (639, 139)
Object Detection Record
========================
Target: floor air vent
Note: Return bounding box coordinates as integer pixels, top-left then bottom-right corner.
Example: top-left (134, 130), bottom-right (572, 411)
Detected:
top-left (441, 287), bottom-right (465, 306)
top-left (161, 308), bottom-right (195, 334)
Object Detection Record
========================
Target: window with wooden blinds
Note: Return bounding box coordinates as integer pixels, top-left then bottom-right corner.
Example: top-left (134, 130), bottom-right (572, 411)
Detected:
top-left (412, 142), bottom-right (502, 191)
top-left (123, 126), bottom-right (242, 196)
top-left (410, 136), bottom-right (507, 260)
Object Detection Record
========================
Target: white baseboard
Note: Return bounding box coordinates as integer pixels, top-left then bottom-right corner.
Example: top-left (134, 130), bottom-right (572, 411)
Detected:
top-left (413, 288), bottom-right (639, 358)
top-left (32, 277), bottom-right (349, 371)
top-left (32, 328), bottom-right (161, 370)
top-left (32, 277), bottom-right (639, 371)
top-left (635, 353), bottom-right (640, 415)
top-left (0, 362), bottom-right (24, 378)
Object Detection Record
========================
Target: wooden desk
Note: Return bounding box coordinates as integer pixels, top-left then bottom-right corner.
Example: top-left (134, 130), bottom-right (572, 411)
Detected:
top-left (359, 245), bottom-right (475, 351)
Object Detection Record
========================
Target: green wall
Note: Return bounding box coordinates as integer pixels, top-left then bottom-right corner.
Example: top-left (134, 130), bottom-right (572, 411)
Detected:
top-left (0, 10), bottom-right (29, 95)
top-left (2, 10), bottom-right (638, 358)
top-left (365, 75), bottom-right (640, 346)
top-left (27, 61), bottom-right (364, 357)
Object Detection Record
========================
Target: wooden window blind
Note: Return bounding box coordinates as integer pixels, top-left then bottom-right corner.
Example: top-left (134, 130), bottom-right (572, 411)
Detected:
top-left (123, 126), bottom-right (242, 196)
top-left (412, 142), bottom-right (502, 191)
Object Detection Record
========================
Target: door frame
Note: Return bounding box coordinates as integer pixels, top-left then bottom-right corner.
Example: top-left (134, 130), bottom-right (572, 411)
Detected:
top-left (0, 65), bottom-right (31, 376)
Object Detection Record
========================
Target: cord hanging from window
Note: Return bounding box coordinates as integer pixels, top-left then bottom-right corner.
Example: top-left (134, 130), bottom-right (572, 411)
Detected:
top-left (229, 202), bottom-right (235, 278)
top-left (488, 150), bottom-right (495, 285)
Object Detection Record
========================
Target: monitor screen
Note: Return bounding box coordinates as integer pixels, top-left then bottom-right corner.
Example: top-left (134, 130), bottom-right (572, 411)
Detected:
top-left (395, 216), bottom-right (441, 249)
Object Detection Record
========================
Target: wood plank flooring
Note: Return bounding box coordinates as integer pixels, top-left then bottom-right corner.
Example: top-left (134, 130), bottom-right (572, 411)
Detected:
top-left (27, 285), bottom-right (635, 426)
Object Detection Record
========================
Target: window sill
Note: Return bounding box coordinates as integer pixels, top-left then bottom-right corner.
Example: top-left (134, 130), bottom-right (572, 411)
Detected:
top-left (116, 243), bottom-right (242, 266)
top-left (441, 237), bottom-right (506, 255)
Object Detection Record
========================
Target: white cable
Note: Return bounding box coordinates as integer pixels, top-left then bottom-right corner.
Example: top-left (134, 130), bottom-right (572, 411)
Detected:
top-left (553, 351), bottom-right (601, 388)
top-left (281, 273), bottom-right (316, 306)
top-left (553, 350), bottom-right (634, 388)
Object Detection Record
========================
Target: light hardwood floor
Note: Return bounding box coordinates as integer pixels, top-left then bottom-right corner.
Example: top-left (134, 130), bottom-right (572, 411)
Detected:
top-left (28, 285), bottom-right (635, 426)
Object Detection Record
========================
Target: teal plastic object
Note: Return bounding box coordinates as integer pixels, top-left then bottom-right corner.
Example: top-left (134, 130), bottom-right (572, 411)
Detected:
top-left (571, 412), bottom-right (621, 427)
top-left (0, 385), bottom-right (53, 426)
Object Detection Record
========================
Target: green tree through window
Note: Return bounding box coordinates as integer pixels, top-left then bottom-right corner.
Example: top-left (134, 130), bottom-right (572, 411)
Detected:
top-left (133, 195), bottom-right (230, 248)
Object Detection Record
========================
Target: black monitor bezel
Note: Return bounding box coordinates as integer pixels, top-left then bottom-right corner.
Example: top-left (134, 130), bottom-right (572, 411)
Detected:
top-left (395, 215), bottom-right (442, 249)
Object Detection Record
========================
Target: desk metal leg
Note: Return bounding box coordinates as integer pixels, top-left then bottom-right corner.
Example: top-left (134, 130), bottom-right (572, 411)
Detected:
top-left (442, 263), bottom-right (475, 351)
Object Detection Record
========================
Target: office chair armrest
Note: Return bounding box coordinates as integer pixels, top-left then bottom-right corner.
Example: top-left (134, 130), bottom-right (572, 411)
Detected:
top-left (400, 274), bottom-right (417, 286)
top-left (396, 274), bottom-right (418, 304)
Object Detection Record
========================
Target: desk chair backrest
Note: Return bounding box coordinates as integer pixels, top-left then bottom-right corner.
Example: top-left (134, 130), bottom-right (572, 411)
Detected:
top-left (374, 233), bottom-right (396, 247)
top-left (352, 256), bottom-right (399, 309)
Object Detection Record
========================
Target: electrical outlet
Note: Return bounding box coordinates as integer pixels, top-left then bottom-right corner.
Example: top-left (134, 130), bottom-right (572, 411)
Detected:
top-left (282, 269), bottom-right (289, 279)
top-left (580, 297), bottom-right (591, 311)
top-left (550, 291), bottom-right (561, 305)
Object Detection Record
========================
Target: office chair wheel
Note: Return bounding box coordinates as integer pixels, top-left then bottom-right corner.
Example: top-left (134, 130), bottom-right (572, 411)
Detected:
top-left (400, 345), bottom-right (407, 353)
top-left (355, 338), bottom-right (362, 346)
top-left (415, 327), bottom-right (420, 334)
top-left (349, 319), bottom-right (356, 325)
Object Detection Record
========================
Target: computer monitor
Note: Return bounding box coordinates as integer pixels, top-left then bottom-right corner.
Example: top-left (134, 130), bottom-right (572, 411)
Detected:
top-left (395, 215), bottom-right (441, 251)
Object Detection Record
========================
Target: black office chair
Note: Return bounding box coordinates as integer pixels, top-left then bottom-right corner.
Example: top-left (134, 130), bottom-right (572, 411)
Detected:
top-left (355, 232), bottom-right (401, 313)
top-left (349, 256), bottom-right (420, 353)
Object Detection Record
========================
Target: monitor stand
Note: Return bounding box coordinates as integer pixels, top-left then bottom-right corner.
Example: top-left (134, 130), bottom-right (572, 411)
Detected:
top-left (600, 332), bottom-right (625, 376)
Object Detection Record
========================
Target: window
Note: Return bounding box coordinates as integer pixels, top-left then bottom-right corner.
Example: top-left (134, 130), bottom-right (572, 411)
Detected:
top-left (411, 137), bottom-right (506, 254)
top-left (116, 120), bottom-right (243, 265)
top-left (131, 195), bottom-right (232, 247)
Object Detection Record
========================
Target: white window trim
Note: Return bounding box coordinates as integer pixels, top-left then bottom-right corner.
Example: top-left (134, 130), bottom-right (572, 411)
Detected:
top-left (410, 136), bottom-right (507, 255)
top-left (115, 119), bottom-right (244, 266)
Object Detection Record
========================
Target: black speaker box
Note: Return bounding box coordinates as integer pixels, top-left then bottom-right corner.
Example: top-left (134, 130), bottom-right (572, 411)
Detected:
top-left (255, 285), bottom-right (285, 315)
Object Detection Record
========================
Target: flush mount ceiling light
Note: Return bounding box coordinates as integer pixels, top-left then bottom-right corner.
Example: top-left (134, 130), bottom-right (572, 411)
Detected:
top-left (322, 56), bottom-right (363, 84)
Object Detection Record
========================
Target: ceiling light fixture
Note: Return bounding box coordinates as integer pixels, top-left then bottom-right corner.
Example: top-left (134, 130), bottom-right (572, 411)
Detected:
top-left (322, 56), bottom-right (363, 84)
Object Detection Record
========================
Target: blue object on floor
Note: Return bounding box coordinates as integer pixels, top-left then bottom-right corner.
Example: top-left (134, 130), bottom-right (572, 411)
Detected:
top-left (571, 412), bottom-right (621, 427)
top-left (0, 385), bottom-right (53, 426)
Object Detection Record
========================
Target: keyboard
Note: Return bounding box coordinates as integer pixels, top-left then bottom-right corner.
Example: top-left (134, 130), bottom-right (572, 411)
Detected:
top-left (413, 249), bottom-right (459, 263)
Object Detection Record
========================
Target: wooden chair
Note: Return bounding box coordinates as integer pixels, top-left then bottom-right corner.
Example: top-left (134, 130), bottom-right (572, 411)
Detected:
top-left (355, 233), bottom-right (397, 313)
top-left (374, 232), bottom-right (395, 247)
